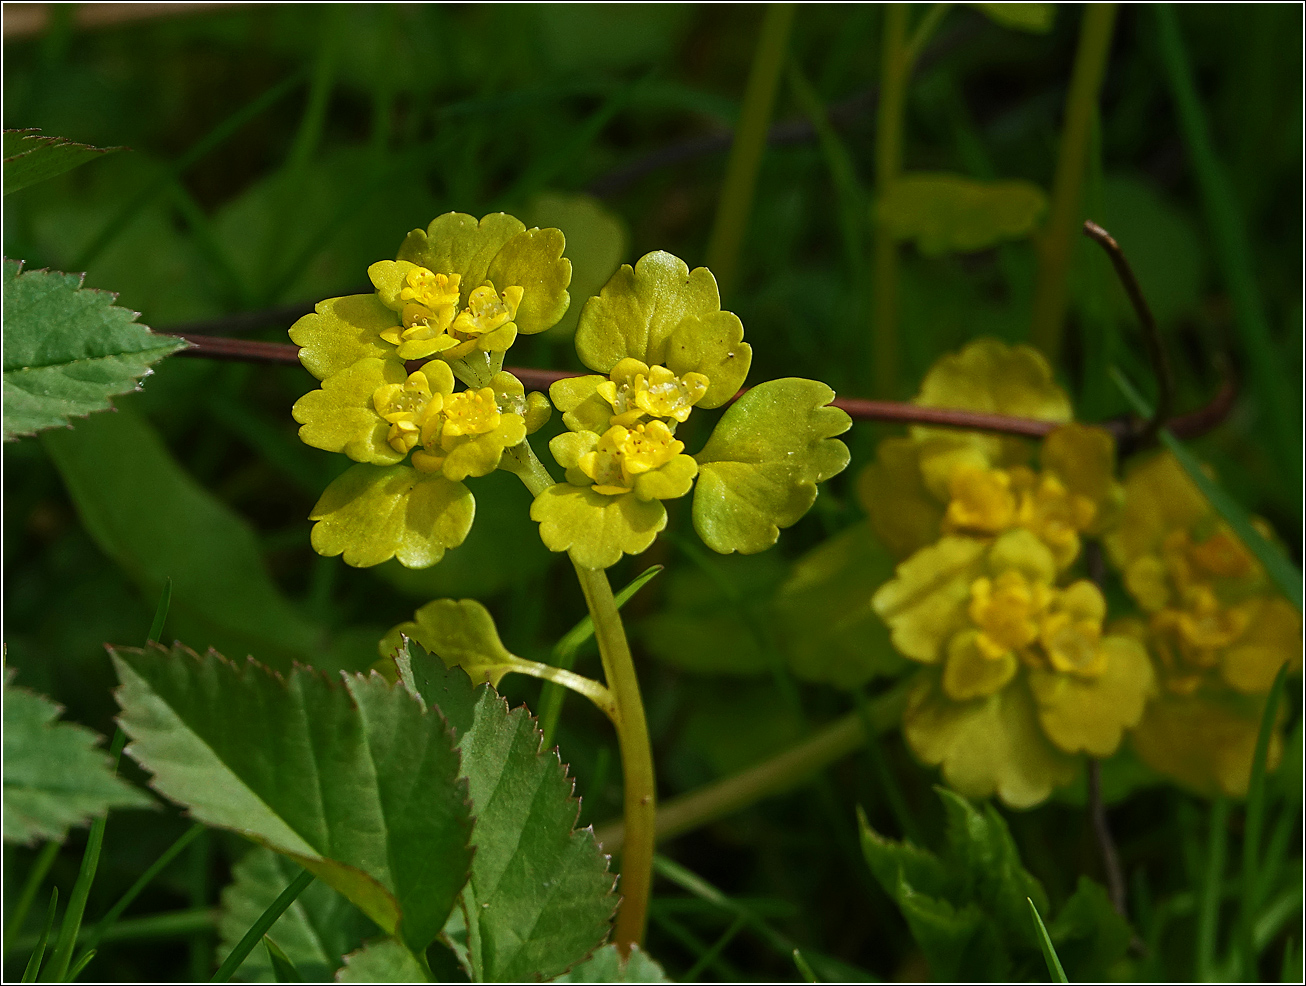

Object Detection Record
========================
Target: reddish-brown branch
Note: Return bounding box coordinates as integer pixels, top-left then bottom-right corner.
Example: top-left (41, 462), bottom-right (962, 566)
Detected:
top-left (167, 332), bottom-right (1235, 441)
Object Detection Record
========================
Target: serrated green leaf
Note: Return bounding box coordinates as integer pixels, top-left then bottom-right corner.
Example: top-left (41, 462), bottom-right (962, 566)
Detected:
top-left (968, 3), bottom-right (1055, 33)
top-left (3, 130), bottom-right (124, 195)
top-left (335, 940), bottom-right (427, 983)
top-left (772, 522), bottom-right (908, 689)
top-left (41, 407), bottom-right (325, 670)
top-left (550, 944), bottom-right (671, 982)
top-left (217, 847), bottom-right (377, 983)
top-left (402, 649), bottom-right (617, 982)
top-left (693, 378), bottom-right (851, 554)
top-left (2, 672), bottom-right (152, 846)
top-left (2, 260), bottom-right (187, 440)
top-left (111, 643), bottom-right (474, 955)
top-left (876, 174), bottom-right (1048, 256)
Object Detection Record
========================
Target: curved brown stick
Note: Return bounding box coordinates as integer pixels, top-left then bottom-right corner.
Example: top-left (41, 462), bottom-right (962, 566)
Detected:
top-left (169, 333), bottom-right (1235, 440)
top-left (1082, 219), bottom-right (1175, 447)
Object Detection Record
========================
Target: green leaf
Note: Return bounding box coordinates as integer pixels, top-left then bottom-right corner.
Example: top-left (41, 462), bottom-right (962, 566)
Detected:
top-left (772, 522), bottom-right (908, 689)
top-left (574, 251), bottom-right (753, 405)
top-left (693, 378), bottom-right (851, 554)
top-left (2, 259), bottom-right (187, 440)
top-left (2, 672), bottom-right (152, 846)
top-left (217, 848), bottom-right (377, 983)
top-left (877, 173), bottom-right (1048, 256)
top-left (309, 464), bottom-right (475, 570)
top-left (42, 406), bottom-right (325, 670)
top-left (532, 484), bottom-right (667, 570)
top-left (1048, 876), bottom-right (1131, 980)
top-left (3, 129), bottom-right (124, 195)
top-left (335, 940), bottom-right (427, 983)
top-left (549, 944), bottom-right (670, 982)
top-left (1027, 898), bottom-right (1068, 983)
top-left (967, 3), bottom-right (1056, 33)
top-left (263, 936), bottom-right (304, 983)
top-left (523, 193), bottom-right (628, 341)
top-left (380, 598), bottom-right (535, 688)
top-left (111, 643), bottom-right (474, 955)
top-left (400, 649), bottom-right (617, 982)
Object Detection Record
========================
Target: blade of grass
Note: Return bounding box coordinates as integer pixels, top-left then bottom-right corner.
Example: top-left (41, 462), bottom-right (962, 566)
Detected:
top-left (263, 935), bottom-right (304, 983)
top-left (538, 565), bottom-right (662, 749)
top-left (21, 889), bottom-right (57, 983)
top-left (650, 910), bottom-right (742, 982)
top-left (39, 731), bottom-right (125, 982)
top-left (210, 869), bottom-right (314, 983)
top-left (148, 577), bottom-right (172, 644)
top-left (704, 2), bottom-right (796, 299)
top-left (683, 914), bottom-right (746, 982)
top-left (65, 949), bottom-right (94, 982)
top-left (1196, 796), bottom-right (1230, 981)
top-left (11, 908), bottom-right (217, 955)
top-left (6, 840), bottom-right (61, 954)
top-left (72, 822), bottom-right (205, 970)
top-left (72, 72), bottom-right (307, 272)
top-left (1154, 3), bottom-right (1300, 502)
top-left (1239, 663), bottom-right (1291, 975)
top-left (870, 2), bottom-right (908, 398)
top-left (1112, 368), bottom-right (1303, 610)
top-left (793, 947), bottom-right (820, 983)
top-left (1027, 897), bottom-right (1069, 983)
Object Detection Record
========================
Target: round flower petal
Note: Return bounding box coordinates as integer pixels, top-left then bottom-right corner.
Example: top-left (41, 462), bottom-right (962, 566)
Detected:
top-left (575, 251), bottom-right (725, 374)
top-left (397, 212), bottom-right (526, 311)
top-left (903, 672), bottom-right (1078, 809)
top-left (309, 464), bottom-right (474, 569)
top-left (1029, 635), bottom-right (1153, 757)
top-left (486, 226), bottom-right (572, 336)
top-left (857, 437), bottom-right (945, 560)
top-left (664, 310), bottom-right (752, 408)
top-left (942, 630), bottom-right (1018, 701)
top-left (550, 375), bottom-right (610, 434)
top-left (633, 453), bottom-right (697, 501)
top-left (292, 358), bottom-right (407, 465)
top-left (872, 536), bottom-right (989, 663)
top-left (1220, 596), bottom-right (1303, 693)
top-left (530, 484), bottom-right (667, 570)
top-left (289, 294), bottom-right (400, 382)
top-left (915, 338), bottom-right (1072, 423)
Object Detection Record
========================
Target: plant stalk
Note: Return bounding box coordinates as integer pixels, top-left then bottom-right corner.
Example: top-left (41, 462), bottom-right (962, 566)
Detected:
top-left (1029, 3), bottom-right (1118, 360)
top-left (573, 562), bottom-right (657, 956)
top-left (870, 3), bottom-right (909, 398)
top-left (704, 2), bottom-right (795, 299)
top-left (6, 840), bottom-right (61, 955)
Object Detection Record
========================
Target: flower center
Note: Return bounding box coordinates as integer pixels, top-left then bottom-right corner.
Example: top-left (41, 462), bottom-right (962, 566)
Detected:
top-left (968, 570), bottom-right (1049, 659)
top-left (373, 369), bottom-right (441, 454)
top-left (410, 388), bottom-right (501, 474)
top-left (579, 421), bottom-right (684, 495)
top-left (946, 467), bottom-right (1017, 534)
top-left (451, 283), bottom-right (524, 340)
top-left (596, 358), bottom-right (710, 428)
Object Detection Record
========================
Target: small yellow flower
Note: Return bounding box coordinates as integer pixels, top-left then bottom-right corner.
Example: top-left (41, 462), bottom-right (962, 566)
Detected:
top-left (876, 529), bottom-right (1151, 807)
top-left (1105, 452), bottom-right (1301, 797)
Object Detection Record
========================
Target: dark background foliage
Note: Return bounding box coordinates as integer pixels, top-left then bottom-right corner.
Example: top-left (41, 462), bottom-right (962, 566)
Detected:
top-left (3, 4), bottom-right (1301, 981)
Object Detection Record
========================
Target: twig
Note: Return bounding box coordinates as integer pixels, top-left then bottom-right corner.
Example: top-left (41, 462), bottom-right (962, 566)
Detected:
top-left (1082, 219), bottom-right (1174, 447)
top-left (167, 331), bottom-right (1237, 441)
top-left (1088, 759), bottom-right (1127, 917)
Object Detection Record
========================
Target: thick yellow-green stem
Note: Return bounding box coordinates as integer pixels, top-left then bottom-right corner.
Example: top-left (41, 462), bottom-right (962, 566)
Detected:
top-left (704, 2), bottom-right (795, 299)
top-left (573, 563), bottom-right (657, 955)
top-left (1029, 3), bottom-right (1118, 360)
top-left (870, 4), bottom-right (909, 399)
top-left (503, 439), bottom-right (655, 954)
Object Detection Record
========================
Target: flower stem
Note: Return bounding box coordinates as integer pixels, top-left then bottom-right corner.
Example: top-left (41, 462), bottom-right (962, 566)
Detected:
top-left (1029, 3), bottom-right (1118, 360)
top-left (572, 562), bottom-right (657, 956)
top-left (704, 2), bottom-right (795, 299)
top-left (509, 660), bottom-right (617, 724)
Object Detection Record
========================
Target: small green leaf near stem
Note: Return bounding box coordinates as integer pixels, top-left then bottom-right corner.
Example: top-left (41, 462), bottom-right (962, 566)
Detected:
top-left (210, 869), bottom-right (315, 983)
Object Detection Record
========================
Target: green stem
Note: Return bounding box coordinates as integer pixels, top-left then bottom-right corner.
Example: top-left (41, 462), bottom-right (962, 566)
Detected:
top-left (211, 870), bottom-right (314, 982)
top-left (510, 660), bottom-right (617, 723)
top-left (1196, 796), bottom-right (1229, 981)
top-left (573, 563), bottom-right (656, 956)
top-left (595, 681), bottom-right (910, 852)
top-left (1029, 3), bottom-right (1118, 360)
top-left (870, 3), bottom-right (909, 398)
top-left (21, 888), bottom-right (57, 984)
top-left (40, 730), bottom-right (126, 982)
top-left (6, 840), bottom-right (61, 954)
top-left (11, 908), bottom-right (217, 955)
top-left (704, 2), bottom-right (795, 299)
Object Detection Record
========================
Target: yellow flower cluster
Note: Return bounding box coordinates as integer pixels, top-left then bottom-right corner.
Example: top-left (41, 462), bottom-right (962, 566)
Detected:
top-left (865, 339), bottom-right (1301, 807)
top-left (865, 341), bottom-right (1146, 808)
top-left (1105, 453), bottom-right (1301, 797)
top-left (375, 263), bottom-right (525, 362)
